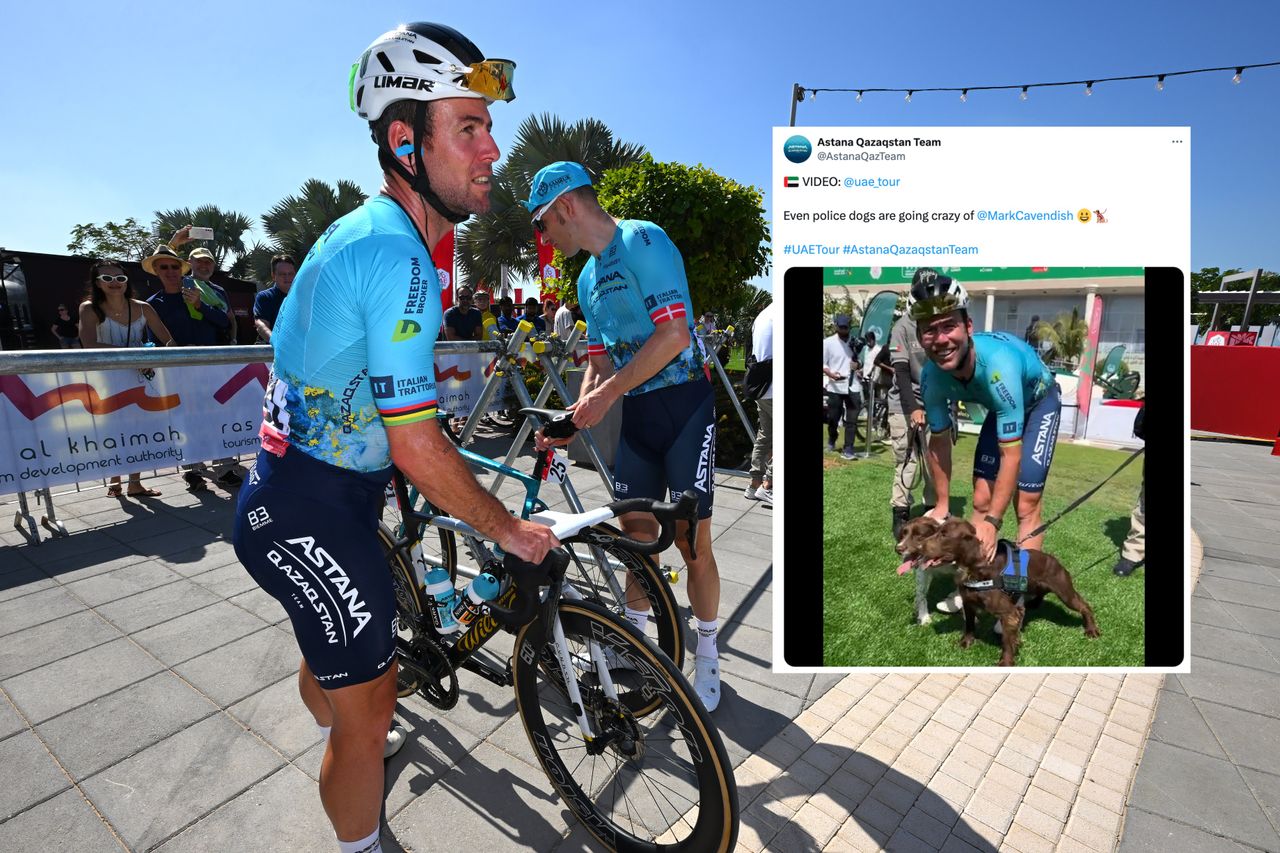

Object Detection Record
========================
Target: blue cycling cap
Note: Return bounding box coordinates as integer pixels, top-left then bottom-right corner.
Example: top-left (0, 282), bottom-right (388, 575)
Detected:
top-left (524, 161), bottom-right (593, 219)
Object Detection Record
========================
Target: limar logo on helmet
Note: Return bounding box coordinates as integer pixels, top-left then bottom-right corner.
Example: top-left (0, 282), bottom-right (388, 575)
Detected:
top-left (373, 76), bottom-right (436, 92)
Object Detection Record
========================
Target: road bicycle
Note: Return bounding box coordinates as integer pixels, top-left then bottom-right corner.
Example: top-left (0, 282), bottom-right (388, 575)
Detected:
top-left (381, 409), bottom-right (686, 668)
top-left (379, 450), bottom-right (739, 851)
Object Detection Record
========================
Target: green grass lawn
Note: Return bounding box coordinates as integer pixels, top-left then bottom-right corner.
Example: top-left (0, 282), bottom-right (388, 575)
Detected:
top-left (823, 428), bottom-right (1144, 667)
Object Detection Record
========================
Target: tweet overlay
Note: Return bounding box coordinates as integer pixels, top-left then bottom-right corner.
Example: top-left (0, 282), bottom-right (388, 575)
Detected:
top-left (774, 128), bottom-right (1189, 673)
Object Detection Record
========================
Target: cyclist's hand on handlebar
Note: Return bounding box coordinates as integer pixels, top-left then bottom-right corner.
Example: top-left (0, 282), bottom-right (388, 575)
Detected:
top-left (499, 519), bottom-right (560, 565)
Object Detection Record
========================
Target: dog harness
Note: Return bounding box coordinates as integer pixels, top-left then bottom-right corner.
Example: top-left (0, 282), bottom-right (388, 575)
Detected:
top-left (961, 540), bottom-right (1030, 595)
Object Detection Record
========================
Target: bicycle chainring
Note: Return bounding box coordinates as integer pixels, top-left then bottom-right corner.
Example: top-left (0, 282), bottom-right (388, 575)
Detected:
top-left (408, 635), bottom-right (459, 710)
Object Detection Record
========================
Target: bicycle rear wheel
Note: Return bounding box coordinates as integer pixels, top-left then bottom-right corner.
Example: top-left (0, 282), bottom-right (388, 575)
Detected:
top-left (561, 523), bottom-right (685, 669)
top-left (513, 600), bottom-right (738, 853)
top-left (377, 522), bottom-right (438, 699)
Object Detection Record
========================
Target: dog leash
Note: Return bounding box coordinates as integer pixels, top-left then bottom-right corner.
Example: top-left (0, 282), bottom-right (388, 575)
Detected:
top-left (1015, 446), bottom-right (1145, 547)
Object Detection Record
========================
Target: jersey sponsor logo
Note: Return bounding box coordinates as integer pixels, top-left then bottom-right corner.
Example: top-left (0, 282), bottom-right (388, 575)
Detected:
top-left (404, 258), bottom-right (428, 315)
top-left (596, 271), bottom-right (624, 285)
top-left (288, 535), bottom-right (372, 639)
top-left (635, 225), bottom-right (651, 246)
top-left (980, 453), bottom-right (997, 465)
top-left (1001, 422), bottom-right (1018, 436)
top-left (614, 479), bottom-right (629, 494)
top-left (394, 374), bottom-right (433, 397)
top-left (340, 369), bottom-right (367, 434)
top-left (1031, 412), bottom-right (1055, 465)
top-left (643, 294), bottom-right (657, 311)
top-left (695, 422), bottom-right (716, 493)
top-left (991, 379), bottom-right (1015, 409)
top-left (247, 506), bottom-right (272, 530)
top-left (313, 671), bottom-right (349, 682)
top-left (392, 319), bottom-right (422, 342)
top-left (370, 374), bottom-right (395, 400)
top-left (373, 75), bottom-right (436, 93)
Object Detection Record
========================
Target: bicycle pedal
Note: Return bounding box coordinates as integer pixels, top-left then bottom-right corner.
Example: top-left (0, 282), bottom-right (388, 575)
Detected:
top-left (663, 565), bottom-right (680, 583)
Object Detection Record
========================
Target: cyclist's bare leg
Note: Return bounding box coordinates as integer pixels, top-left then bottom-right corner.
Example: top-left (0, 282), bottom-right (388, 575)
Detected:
top-left (619, 511), bottom-right (660, 613)
top-left (318, 664), bottom-right (398, 843)
top-left (1016, 490), bottom-right (1045, 551)
top-left (299, 658), bottom-right (333, 727)
top-left (673, 517), bottom-right (719, 623)
top-left (972, 476), bottom-right (993, 517)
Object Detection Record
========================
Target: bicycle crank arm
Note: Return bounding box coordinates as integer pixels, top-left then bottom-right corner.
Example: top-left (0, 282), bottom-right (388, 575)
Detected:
top-left (459, 655), bottom-right (513, 688)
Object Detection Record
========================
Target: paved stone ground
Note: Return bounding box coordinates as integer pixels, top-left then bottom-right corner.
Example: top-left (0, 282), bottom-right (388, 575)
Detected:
top-left (0, 443), bottom-right (840, 852)
top-left (1, 438), bottom-right (1241, 852)
top-left (1117, 439), bottom-right (1280, 853)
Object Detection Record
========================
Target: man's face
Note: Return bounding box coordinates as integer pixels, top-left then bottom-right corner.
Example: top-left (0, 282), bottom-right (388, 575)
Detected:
top-left (918, 311), bottom-right (972, 371)
top-left (419, 99), bottom-right (500, 217)
top-left (191, 257), bottom-right (215, 281)
top-left (154, 259), bottom-right (185, 291)
top-left (533, 197), bottom-right (582, 257)
top-left (272, 261), bottom-right (296, 290)
top-left (836, 323), bottom-right (850, 341)
top-left (456, 290), bottom-right (473, 311)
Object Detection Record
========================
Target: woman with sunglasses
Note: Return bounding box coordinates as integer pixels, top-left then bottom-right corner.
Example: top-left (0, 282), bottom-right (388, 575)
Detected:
top-left (50, 304), bottom-right (81, 348)
top-left (78, 258), bottom-right (176, 497)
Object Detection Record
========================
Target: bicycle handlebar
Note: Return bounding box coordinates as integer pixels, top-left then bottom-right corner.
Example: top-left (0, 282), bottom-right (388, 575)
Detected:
top-left (602, 489), bottom-right (700, 558)
top-left (486, 548), bottom-right (570, 629)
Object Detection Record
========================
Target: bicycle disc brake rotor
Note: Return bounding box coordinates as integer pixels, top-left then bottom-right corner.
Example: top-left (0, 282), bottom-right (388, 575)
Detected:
top-left (586, 696), bottom-right (644, 760)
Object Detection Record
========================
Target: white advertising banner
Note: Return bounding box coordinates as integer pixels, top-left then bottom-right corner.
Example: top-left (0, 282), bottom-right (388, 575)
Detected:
top-left (0, 351), bottom-right (533, 496)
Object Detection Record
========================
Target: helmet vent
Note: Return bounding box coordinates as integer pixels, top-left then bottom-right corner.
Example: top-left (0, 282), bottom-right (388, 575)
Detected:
top-left (413, 50), bottom-right (443, 65)
top-left (355, 86), bottom-right (364, 107)
top-left (375, 51), bottom-right (395, 73)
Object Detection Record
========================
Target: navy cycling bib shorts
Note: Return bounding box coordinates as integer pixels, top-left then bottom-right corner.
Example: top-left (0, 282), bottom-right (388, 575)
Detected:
top-left (234, 449), bottom-right (397, 690)
top-left (614, 378), bottom-right (716, 519)
top-left (973, 382), bottom-right (1062, 492)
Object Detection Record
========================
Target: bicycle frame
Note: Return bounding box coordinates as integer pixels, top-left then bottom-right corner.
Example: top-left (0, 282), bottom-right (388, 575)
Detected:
top-left (385, 470), bottom-right (618, 742)
top-left (393, 435), bottom-right (633, 605)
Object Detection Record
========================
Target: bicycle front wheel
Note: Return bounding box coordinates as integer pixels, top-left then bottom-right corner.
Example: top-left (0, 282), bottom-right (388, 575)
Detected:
top-left (562, 524), bottom-right (685, 669)
top-left (513, 600), bottom-right (738, 853)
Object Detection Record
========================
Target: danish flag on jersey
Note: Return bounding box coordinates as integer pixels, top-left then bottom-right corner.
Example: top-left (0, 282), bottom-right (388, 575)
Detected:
top-left (650, 303), bottom-right (687, 324)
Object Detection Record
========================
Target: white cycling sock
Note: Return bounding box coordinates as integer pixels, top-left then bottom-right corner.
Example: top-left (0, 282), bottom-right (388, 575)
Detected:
top-left (695, 619), bottom-right (719, 659)
top-left (624, 607), bottom-right (650, 633)
top-left (317, 724), bottom-right (332, 742)
top-left (337, 827), bottom-right (381, 853)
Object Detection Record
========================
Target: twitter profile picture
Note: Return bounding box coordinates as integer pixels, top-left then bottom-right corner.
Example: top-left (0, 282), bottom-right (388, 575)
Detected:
top-left (783, 135), bottom-right (812, 163)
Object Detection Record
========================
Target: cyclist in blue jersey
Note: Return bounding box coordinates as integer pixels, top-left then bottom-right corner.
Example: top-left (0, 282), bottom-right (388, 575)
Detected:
top-left (911, 272), bottom-right (1062, 584)
top-left (231, 23), bottom-right (555, 853)
top-left (524, 161), bottom-right (726, 712)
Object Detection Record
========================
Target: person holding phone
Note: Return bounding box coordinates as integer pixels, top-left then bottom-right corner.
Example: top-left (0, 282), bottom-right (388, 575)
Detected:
top-left (79, 258), bottom-right (176, 497)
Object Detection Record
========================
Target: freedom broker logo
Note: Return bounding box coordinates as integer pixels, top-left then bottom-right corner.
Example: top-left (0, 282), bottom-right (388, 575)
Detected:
top-left (783, 135), bottom-right (812, 164)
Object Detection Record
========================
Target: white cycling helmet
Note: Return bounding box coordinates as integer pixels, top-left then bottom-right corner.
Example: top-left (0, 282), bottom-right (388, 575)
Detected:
top-left (907, 270), bottom-right (969, 322)
top-left (349, 22), bottom-right (515, 121)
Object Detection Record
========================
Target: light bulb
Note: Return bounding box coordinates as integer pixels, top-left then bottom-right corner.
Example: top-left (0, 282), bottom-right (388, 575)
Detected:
top-left (810, 89), bottom-right (816, 100)
top-left (905, 90), bottom-right (913, 103)
top-left (1156, 75), bottom-right (1165, 91)
top-left (856, 90), bottom-right (863, 102)
top-left (960, 89), bottom-right (968, 103)
top-left (1233, 68), bottom-right (1242, 84)
top-left (1085, 81), bottom-right (1094, 96)
top-left (1020, 86), bottom-right (1028, 101)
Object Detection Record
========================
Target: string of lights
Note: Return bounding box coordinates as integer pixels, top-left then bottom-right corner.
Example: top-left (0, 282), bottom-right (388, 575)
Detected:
top-left (789, 60), bottom-right (1280, 124)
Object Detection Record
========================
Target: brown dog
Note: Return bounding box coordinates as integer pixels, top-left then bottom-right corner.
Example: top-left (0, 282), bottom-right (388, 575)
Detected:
top-left (896, 516), bottom-right (956, 625)
top-left (921, 518), bottom-right (1100, 666)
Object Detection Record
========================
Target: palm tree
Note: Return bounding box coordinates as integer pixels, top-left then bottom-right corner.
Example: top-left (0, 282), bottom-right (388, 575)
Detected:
top-left (1036, 308), bottom-right (1090, 368)
top-left (154, 205), bottom-right (254, 271)
top-left (238, 179), bottom-right (368, 282)
top-left (457, 114), bottom-right (646, 286)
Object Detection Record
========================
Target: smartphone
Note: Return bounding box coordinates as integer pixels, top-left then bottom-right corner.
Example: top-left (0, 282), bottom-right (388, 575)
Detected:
top-left (189, 226), bottom-right (215, 240)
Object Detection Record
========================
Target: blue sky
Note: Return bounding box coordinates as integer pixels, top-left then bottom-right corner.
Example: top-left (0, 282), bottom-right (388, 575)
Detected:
top-left (2, 0), bottom-right (1278, 286)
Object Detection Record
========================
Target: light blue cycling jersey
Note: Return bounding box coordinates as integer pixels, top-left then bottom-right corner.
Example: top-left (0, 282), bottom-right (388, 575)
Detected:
top-left (921, 331), bottom-right (1053, 443)
top-left (577, 220), bottom-right (704, 397)
top-left (259, 195), bottom-right (441, 473)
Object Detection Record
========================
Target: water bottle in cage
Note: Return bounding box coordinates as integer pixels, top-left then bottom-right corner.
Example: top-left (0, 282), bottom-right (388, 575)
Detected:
top-left (424, 565), bottom-right (460, 633)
